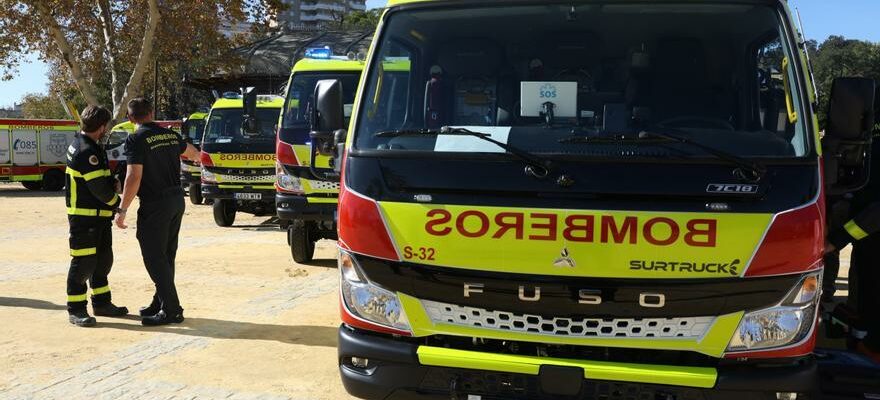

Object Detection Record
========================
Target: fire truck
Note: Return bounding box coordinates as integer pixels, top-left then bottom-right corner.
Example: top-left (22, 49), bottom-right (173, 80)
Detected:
top-left (0, 119), bottom-right (80, 191)
top-left (305, 0), bottom-right (878, 398)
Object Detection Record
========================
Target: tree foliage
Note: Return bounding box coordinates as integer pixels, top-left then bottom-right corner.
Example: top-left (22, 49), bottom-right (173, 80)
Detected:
top-left (0, 0), bottom-right (284, 120)
top-left (807, 36), bottom-right (880, 127)
top-left (19, 93), bottom-right (71, 119)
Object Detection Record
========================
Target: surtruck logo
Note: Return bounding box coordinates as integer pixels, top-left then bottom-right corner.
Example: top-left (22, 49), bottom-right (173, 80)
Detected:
top-left (630, 259), bottom-right (741, 276)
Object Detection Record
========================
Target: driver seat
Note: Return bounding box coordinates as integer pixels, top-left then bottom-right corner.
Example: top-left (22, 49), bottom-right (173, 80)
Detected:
top-left (650, 38), bottom-right (713, 124)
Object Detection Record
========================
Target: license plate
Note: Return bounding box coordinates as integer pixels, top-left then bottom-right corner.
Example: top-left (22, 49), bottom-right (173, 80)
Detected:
top-left (234, 193), bottom-right (261, 200)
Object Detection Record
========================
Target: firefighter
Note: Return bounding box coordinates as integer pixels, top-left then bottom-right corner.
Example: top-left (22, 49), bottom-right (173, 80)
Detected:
top-left (65, 105), bottom-right (129, 327)
top-left (115, 98), bottom-right (199, 326)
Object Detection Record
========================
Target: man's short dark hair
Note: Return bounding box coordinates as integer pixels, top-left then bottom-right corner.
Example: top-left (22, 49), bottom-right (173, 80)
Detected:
top-left (80, 105), bottom-right (112, 133)
top-left (127, 97), bottom-right (153, 120)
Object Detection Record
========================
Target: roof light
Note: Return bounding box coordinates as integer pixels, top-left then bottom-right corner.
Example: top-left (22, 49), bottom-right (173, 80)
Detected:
top-left (305, 46), bottom-right (332, 60)
top-left (222, 92), bottom-right (242, 99)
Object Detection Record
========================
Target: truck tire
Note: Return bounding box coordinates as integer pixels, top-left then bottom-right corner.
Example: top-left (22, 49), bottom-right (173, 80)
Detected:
top-left (21, 181), bottom-right (42, 191)
top-left (41, 169), bottom-right (64, 191)
top-left (288, 221), bottom-right (315, 263)
top-left (188, 183), bottom-right (203, 205)
top-left (213, 200), bottom-right (236, 227)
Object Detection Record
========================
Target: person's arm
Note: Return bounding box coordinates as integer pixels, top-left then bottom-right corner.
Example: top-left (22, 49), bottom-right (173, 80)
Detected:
top-left (85, 175), bottom-right (120, 207)
top-left (181, 143), bottom-right (200, 161)
top-left (76, 149), bottom-right (119, 207)
top-left (115, 131), bottom-right (146, 229)
top-left (827, 202), bottom-right (880, 252)
top-left (115, 164), bottom-right (142, 229)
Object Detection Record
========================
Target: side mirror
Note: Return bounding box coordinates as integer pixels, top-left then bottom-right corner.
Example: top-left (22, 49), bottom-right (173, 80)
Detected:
top-left (310, 79), bottom-right (346, 157)
top-left (242, 88), bottom-right (260, 136)
top-left (823, 77), bottom-right (876, 195)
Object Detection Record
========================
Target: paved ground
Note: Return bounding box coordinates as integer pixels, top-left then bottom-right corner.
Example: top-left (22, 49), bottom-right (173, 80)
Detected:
top-left (0, 184), bottom-right (354, 400)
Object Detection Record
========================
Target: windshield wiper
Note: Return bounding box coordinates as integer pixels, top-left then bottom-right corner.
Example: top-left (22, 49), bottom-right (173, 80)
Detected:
top-left (637, 130), bottom-right (766, 182)
top-left (375, 126), bottom-right (552, 178)
top-left (559, 131), bottom-right (766, 182)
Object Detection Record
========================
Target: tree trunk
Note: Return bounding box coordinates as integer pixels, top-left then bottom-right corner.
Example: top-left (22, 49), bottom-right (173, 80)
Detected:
top-left (95, 0), bottom-right (123, 109)
top-left (32, 1), bottom-right (100, 107)
top-left (114, 0), bottom-right (161, 120)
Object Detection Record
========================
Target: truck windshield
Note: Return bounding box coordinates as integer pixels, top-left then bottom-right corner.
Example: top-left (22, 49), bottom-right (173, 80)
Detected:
top-left (184, 119), bottom-right (205, 145)
top-left (355, 2), bottom-right (810, 159)
top-left (203, 108), bottom-right (280, 144)
top-left (280, 72), bottom-right (361, 144)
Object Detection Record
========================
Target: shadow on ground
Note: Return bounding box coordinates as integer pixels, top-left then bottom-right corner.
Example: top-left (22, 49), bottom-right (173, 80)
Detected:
top-left (0, 296), bottom-right (336, 347)
top-left (301, 259), bottom-right (337, 269)
top-left (98, 318), bottom-right (339, 347)
top-left (238, 217), bottom-right (283, 232)
top-left (0, 187), bottom-right (64, 198)
top-left (0, 297), bottom-right (66, 310)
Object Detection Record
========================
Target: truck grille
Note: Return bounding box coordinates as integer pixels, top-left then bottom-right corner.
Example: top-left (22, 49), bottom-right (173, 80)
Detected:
top-left (307, 180), bottom-right (340, 190)
top-left (215, 173), bottom-right (274, 184)
top-left (422, 300), bottom-right (713, 339)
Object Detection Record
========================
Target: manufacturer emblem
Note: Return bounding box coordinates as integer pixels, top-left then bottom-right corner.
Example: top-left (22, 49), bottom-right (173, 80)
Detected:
top-left (706, 183), bottom-right (758, 194)
top-left (553, 247), bottom-right (576, 268)
top-left (88, 155), bottom-right (99, 166)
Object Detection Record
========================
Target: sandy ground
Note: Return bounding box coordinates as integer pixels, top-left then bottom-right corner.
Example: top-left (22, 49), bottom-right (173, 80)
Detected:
top-left (0, 184), bottom-right (354, 400)
top-left (0, 183), bottom-right (855, 400)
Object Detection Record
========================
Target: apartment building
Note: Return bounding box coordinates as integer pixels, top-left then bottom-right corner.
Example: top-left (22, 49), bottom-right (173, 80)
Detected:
top-left (277, 0), bottom-right (367, 27)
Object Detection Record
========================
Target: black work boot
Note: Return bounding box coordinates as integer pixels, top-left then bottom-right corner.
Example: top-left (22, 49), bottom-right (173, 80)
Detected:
top-left (68, 310), bottom-right (97, 327)
top-left (93, 301), bottom-right (129, 317)
top-left (139, 300), bottom-right (161, 317)
top-left (141, 310), bottom-right (185, 326)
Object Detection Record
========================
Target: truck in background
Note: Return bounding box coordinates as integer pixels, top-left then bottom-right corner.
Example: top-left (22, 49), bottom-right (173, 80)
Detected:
top-left (200, 93), bottom-right (283, 227)
top-left (306, 0), bottom-right (878, 398)
top-left (276, 56), bottom-right (364, 263)
top-left (0, 118), bottom-right (79, 191)
top-left (181, 112), bottom-right (208, 205)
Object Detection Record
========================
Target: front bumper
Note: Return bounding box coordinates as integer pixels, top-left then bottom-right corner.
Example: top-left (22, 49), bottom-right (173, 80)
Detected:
top-left (201, 184), bottom-right (275, 204)
top-left (338, 326), bottom-right (821, 400)
top-left (181, 171), bottom-right (201, 185)
top-left (276, 192), bottom-right (337, 222)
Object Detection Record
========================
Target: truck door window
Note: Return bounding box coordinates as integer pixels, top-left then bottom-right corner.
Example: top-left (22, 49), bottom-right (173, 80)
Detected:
top-left (755, 34), bottom-right (806, 154)
top-left (362, 41), bottom-right (414, 133)
top-left (280, 72), bottom-right (361, 145)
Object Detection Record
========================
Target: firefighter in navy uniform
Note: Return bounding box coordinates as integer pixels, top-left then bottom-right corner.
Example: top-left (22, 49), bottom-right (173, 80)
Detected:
top-left (115, 98), bottom-right (200, 326)
top-left (826, 98), bottom-right (880, 363)
top-left (65, 105), bottom-right (129, 327)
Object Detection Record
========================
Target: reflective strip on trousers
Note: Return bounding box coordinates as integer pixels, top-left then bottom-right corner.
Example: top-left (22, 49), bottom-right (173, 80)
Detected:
top-left (70, 247), bottom-right (97, 257)
top-left (67, 208), bottom-right (114, 217)
top-left (845, 220), bottom-right (869, 241)
top-left (91, 285), bottom-right (110, 295)
top-left (68, 293), bottom-right (88, 302)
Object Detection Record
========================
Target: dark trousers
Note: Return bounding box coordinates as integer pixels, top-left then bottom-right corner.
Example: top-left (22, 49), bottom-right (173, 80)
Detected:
top-left (851, 236), bottom-right (880, 351)
top-left (136, 195), bottom-right (185, 314)
top-left (67, 217), bottom-right (114, 313)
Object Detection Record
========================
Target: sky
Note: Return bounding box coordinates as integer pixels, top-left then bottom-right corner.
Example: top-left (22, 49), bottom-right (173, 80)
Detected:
top-left (2, 0), bottom-right (879, 108)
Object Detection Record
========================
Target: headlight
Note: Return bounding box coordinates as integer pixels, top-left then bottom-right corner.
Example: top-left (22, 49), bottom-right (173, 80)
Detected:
top-left (726, 271), bottom-right (821, 352)
top-left (201, 168), bottom-right (216, 183)
top-left (339, 250), bottom-right (411, 333)
top-left (276, 162), bottom-right (303, 193)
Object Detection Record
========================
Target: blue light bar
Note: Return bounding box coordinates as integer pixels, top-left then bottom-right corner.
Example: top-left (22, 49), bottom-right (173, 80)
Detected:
top-left (305, 46), bottom-right (332, 60)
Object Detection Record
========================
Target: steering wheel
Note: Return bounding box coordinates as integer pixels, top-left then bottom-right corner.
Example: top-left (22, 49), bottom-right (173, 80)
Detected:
top-left (657, 116), bottom-right (735, 131)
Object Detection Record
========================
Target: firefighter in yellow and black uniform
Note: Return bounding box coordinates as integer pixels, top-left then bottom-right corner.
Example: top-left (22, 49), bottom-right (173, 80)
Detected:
top-left (65, 105), bottom-right (129, 327)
